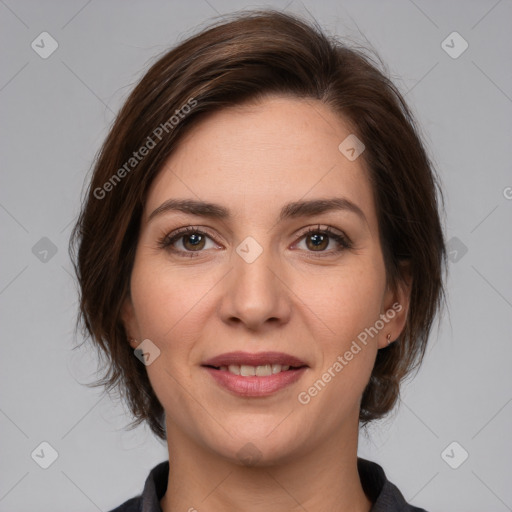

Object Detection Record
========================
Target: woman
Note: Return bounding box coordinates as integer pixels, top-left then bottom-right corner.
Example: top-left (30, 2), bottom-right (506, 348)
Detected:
top-left (70, 9), bottom-right (446, 512)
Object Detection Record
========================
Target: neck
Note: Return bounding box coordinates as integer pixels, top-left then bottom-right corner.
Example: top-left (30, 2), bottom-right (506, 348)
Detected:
top-left (160, 420), bottom-right (373, 512)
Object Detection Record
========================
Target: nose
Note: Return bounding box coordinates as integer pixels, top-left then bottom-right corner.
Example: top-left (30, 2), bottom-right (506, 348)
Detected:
top-left (218, 239), bottom-right (292, 331)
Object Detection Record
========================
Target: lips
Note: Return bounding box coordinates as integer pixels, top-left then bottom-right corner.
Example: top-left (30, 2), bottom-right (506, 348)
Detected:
top-left (202, 351), bottom-right (307, 368)
top-left (202, 351), bottom-right (308, 397)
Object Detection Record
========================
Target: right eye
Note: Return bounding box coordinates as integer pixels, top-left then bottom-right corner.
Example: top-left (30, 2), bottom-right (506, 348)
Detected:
top-left (157, 226), bottom-right (220, 257)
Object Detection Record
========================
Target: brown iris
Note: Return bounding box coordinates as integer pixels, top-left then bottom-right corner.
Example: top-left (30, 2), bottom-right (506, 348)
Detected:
top-left (306, 232), bottom-right (328, 251)
top-left (182, 233), bottom-right (206, 251)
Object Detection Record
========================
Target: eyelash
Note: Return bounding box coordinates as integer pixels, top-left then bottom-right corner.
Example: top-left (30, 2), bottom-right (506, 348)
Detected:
top-left (157, 225), bottom-right (353, 259)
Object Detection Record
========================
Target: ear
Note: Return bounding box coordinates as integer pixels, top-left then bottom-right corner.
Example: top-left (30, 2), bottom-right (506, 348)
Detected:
top-left (378, 261), bottom-right (413, 349)
top-left (120, 294), bottom-right (139, 350)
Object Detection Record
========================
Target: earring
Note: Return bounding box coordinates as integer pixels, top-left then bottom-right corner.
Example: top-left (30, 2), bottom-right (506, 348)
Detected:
top-left (386, 333), bottom-right (393, 345)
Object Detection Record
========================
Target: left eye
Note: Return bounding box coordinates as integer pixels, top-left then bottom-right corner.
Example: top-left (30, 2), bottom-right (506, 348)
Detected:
top-left (294, 227), bottom-right (352, 255)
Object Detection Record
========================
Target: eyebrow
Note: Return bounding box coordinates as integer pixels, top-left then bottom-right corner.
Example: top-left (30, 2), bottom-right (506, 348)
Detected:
top-left (147, 197), bottom-right (367, 224)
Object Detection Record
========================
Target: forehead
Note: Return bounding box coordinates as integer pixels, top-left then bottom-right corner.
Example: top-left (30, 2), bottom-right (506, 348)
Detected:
top-left (144, 95), bottom-right (376, 228)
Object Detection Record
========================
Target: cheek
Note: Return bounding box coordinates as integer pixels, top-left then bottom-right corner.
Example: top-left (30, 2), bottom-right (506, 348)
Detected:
top-left (302, 256), bottom-right (386, 345)
top-left (130, 256), bottom-right (217, 344)
top-left (294, 254), bottom-right (385, 408)
top-left (296, 270), bottom-right (381, 420)
top-left (129, 260), bottom-right (217, 421)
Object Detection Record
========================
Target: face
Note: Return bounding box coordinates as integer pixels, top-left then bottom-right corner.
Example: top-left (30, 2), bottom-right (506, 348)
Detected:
top-left (122, 95), bottom-right (410, 465)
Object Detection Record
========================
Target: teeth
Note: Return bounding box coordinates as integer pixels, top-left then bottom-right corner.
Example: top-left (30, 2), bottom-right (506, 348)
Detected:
top-left (220, 364), bottom-right (292, 376)
top-left (240, 365), bottom-right (256, 376)
top-left (255, 364), bottom-right (272, 376)
top-left (228, 364), bottom-right (240, 375)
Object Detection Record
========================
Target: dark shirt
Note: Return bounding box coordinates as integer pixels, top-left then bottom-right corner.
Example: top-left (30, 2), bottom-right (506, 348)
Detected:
top-left (108, 457), bottom-right (428, 512)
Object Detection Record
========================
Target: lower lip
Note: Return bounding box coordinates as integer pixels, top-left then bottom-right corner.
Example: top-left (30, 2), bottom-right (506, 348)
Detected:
top-left (204, 367), bottom-right (307, 397)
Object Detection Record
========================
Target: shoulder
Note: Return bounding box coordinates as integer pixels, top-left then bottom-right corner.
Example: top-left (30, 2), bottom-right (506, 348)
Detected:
top-left (107, 496), bottom-right (140, 512)
top-left (106, 460), bottom-right (169, 512)
top-left (357, 457), bottom-right (430, 512)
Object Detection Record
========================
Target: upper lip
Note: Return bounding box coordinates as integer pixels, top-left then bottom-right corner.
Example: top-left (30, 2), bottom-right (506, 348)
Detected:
top-left (202, 351), bottom-right (308, 368)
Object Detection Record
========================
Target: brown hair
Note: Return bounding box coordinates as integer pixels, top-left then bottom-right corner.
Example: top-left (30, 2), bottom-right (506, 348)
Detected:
top-left (69, 9), bottom-right (447, 440)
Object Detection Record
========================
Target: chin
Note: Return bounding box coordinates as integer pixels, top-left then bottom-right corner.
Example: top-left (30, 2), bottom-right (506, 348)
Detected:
top-left (202, 421), bottom-right (308, 468)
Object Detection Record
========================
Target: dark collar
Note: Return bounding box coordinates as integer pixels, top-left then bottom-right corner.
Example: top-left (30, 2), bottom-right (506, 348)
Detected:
top-left (110, 457), bottom-right (428, 512)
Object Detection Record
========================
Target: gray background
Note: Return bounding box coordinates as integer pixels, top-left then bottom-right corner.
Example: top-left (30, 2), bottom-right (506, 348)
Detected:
top-left (1, 0), bottom-right (511, 510)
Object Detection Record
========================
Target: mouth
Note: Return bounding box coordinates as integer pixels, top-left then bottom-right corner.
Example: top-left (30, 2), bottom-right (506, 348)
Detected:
top-left (201, 351), bottom-right (308, 397)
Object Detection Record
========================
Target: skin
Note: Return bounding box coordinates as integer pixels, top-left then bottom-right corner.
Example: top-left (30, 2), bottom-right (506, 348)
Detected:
top-left (122, 95), bottom-right (412, 512)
